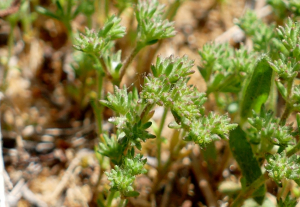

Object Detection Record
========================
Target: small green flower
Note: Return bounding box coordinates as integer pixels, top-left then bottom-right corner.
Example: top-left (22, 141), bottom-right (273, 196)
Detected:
top-left (100, 85), bottom-right (138, 115)
top-left (265, 152), bottom-right (300, 186)
top-left (73, 27), bottom-right (109, 54)
top-left (151, 55), bottom-right (195, 83)
top-left (184, 112), bottom-right (237, 147)
top-left (106, 152), bottom-right (147, 197)
top-left (73, 15), bottom-right (125, 55)
top-left (247, 109), bottom-right (293, 147)
top-left (135, 0), bottom-right (176, 46)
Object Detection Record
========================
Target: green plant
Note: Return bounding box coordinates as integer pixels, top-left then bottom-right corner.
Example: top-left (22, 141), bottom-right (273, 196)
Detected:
top-left (71, 1), bottom-right (237, 205)
top-left (76, 0), bottom-right (300, 205)
top-left (196, 7), bottom-right (300, 205)
top-left (12, 0), bottom-right (300, 206)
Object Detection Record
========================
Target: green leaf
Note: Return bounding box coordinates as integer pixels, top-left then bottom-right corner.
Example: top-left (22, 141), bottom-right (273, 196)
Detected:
top-left (35, 6), bottom-right (60, 20)
top-left (229, 126), bottom-right (265, 204)
top-left (275, 80), bottom-right (288, 100)
top-left (240, 54), bottom-right (272, 122)
top-left (55, 0), bottom-right (64, 14)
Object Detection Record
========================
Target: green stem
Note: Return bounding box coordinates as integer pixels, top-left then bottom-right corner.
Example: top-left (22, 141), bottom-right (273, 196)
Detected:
top-left (151, 130), bottom-right (181, 194)
top-left (98, 56), bottom-right (111, 79)
top-left (280, 103), bottom-right (292, 125)
top-left (118, 199), bottom-right (128, 207)
top-left (157, 108), bottom-right (168, 170)
top-left (91, 97), bottom-right (102, 135)
top-left (65, 21), bottom-right (73, 43)
top-left (105, 0), bottom-right (109, 18)
top-left (96, 70), bottom-right (103, 134)
top-left (230, 172), bottom-right (269, 207)
top-left (278, 179), bottom-right (288, 200)
top-left (106, 190), bottom-right (116, 207)
top-left (280, 79), bottom-right (294, 125)
top-left (163, 0), bottom-right (183, 20)
top-left (287, 140), bottom-right (300, 157)
top-left (268, 71), bottom-right (277, 113)
top-left (119, 44), bottom-right (144, 83)
top-left (67, 0), bottom-right (72, 19)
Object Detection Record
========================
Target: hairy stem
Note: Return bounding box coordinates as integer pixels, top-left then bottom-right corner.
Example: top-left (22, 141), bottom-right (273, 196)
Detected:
top-left (287, 140), bottom-right (300, 157)
top-left (97, 71), bottom-right (103, 134)
top-left (230, 172), bottom-right (269, 207)
top-left (280, 80), bottom-right (293, 125)
top-left (151, 130), bottom-right (181, 194)
top-left (157, 108), bottom-right (169, 170)
top-left (119, 44), bottom-right (144, 82)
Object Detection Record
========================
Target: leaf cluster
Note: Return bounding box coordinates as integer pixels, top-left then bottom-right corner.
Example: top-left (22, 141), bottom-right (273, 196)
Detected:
top-left (135, 0), bottom-right (176, 47)
top-left (73, 15), bottom-right (126, 56)
top-left (265, 152), bottom-right (300, 186)
top-left (247, 109), bottom-right (294, 150)
top-left (106, 150), bottom-right (147, 197)
top-left (267, 0), bottom-right (300, 18)
top-left (198, 43), bottom-right (254, 94)
top-left (269, 18), bottom-right (300, 80)
top-left (236, 10), bottom-right (275, 52)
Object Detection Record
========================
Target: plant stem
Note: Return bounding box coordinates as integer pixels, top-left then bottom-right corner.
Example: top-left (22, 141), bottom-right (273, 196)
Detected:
top-left (230, 171), bottom-right (269, 207)
top-left (118, 199), bottom-right (128, 207)
top-left (287, 140), bottom-right (300, 157)
top-left (280, 79), bottom-right (294, 125)
top-left (157, 108), bottom-right (168, 170)
top-left (96, 70), bottom-right (103, 134)
top-left (163, 0), bottom-right (183, 20)
top-left (98, 56), bottom-right (112, 79)
top-left (119, 44), bottom-right (143, 83)
top-left (151, 130), bottom-right (180, 194)
top-left (90, 53), bottom-right (104, 135)
top-left (106, 190), bottom-right (116, 207)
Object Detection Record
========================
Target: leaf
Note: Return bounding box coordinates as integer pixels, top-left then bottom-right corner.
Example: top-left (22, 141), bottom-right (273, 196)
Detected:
top-left (229, 126), bottom-right (265, 204)
top-left (35, 6), bottom-right (60, 20)
top-left (240, 54), bottom-right (272, 122)
top-left (275, 80), bottom-right (287, 100)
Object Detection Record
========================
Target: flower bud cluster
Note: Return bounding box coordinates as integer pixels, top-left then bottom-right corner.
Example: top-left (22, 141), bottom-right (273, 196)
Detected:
top-left (100, 85), bottom-right (138, 115)
top-left (236, 10), bottom-right (275, 52)
top-left (265, 152), bottom-right (300, 186)
top-left (269, 18), bottom-right (300, 80)
top-left (247, 109), bottom-right (293, 147)
top-left (151, 55), bottom-right (195, 82)
top-left (74, 15), bottom-right (125, 55)
top-left (184, 112), bottom-right (237, 147)
top-left (135, 0), bottom-right (176, 46)
top-left (140, 55), bottom-right (236, 147)
top-left (98, 134), bottom-right (124, 165)
top-left (106, 151), bottom-right (147, 197)
top-left (198, 43), bottom-right (254, 94)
